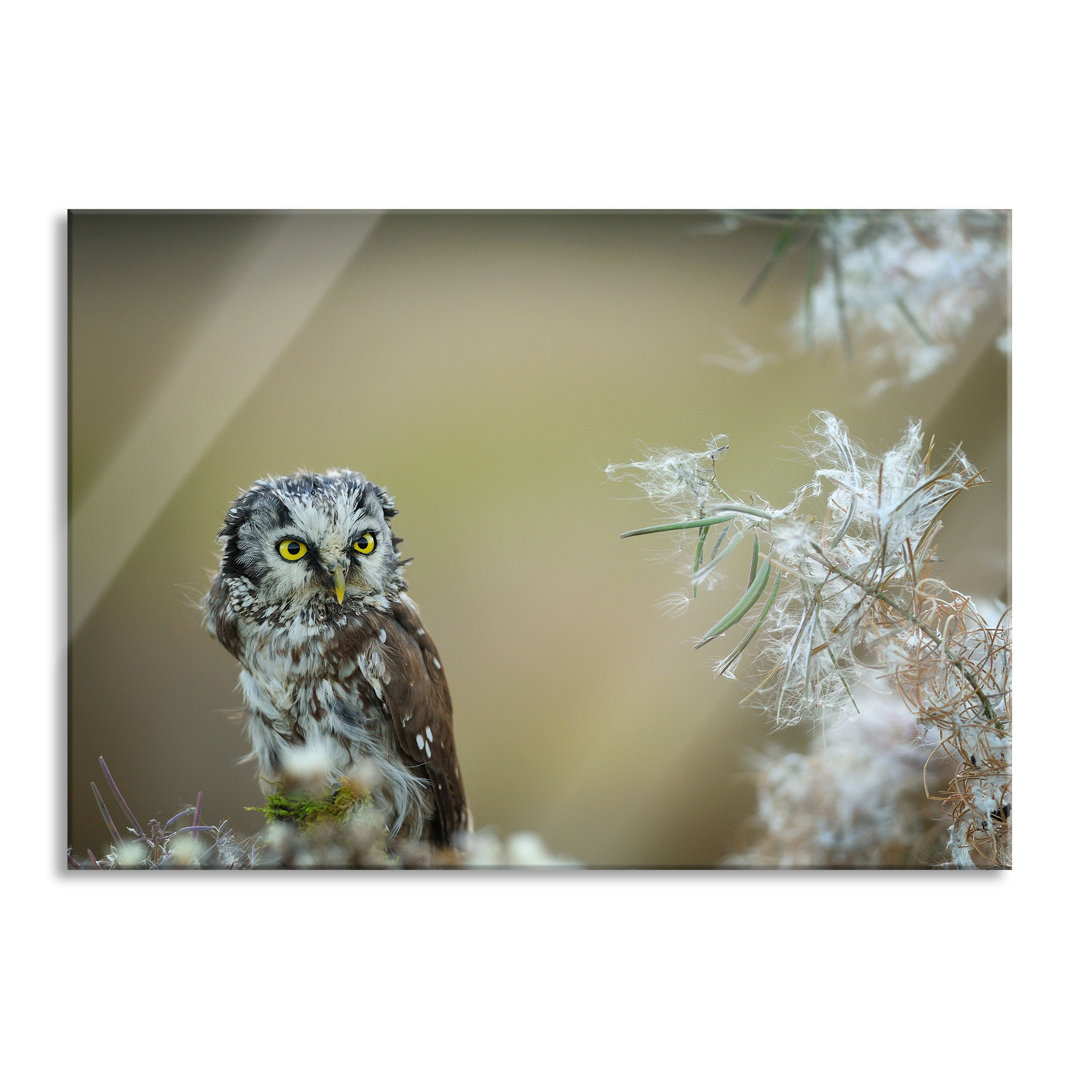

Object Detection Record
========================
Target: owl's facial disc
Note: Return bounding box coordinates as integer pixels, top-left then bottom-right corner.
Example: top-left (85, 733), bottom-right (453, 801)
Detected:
top-left (222, 471), bottom-right (401, 611)
top-left (273, 522), bottom-right (387, 606)
top-left (265, 533), bottom-right (360, 606)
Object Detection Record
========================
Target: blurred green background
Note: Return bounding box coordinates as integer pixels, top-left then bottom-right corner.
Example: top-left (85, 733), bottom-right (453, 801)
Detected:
top-left (67, 210), bottom-right (1008, 866)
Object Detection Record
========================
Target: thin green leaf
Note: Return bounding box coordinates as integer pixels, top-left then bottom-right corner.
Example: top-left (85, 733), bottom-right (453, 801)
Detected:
top-left (692, 527), bottom-right (745, 585)
top-left (620, 504), bottom-right (772, 539)
top-left (746, 534), bottom-right (760, 590)
top-left (709, 523), bottom-right (732, 560)
top-left (741, 216), bottom-right (803, 304)
top-left (893, 294), bottom-right (933, 345)
top-left (622, 515), bottom-right (732, 539)
top-left (715, 567), bottom-right (782, 677)
top-left (691, 524), bottom-right (709, 598)
top-left (695, 558), bottom-right (773, 650)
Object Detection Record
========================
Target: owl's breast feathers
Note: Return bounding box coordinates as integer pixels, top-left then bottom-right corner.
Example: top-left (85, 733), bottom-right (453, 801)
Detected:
top-left (208, 577), bottom-right (468, 847)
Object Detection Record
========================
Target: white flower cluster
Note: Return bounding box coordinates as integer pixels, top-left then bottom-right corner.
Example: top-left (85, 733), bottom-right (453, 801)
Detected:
top-left (755, 412), bottom-right (984, 725)
top-left (605, 437), bottom-right (727, 518)
top-left (797, 209), bottom-right (1009, 391)
top-left (616, 412), bottom-right (1010, 868)
top-left (727, 686), bottom-right (951, 868)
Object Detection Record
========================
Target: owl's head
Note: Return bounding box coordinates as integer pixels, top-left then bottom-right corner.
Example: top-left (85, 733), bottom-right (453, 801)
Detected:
top-left (215, 470), bottom-right (406, 609)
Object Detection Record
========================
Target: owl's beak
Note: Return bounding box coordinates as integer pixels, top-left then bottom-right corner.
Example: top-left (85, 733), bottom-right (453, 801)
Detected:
top-left (332, 566), bottom-right (347, 604)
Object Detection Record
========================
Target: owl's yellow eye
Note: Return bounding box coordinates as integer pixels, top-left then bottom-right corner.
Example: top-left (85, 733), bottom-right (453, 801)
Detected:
top-left (353, 532), bottom-right (377, 556)
top-left (278, 539), bottom-right (308, 561)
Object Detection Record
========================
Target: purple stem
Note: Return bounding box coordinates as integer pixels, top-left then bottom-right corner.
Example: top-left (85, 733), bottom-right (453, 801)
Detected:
top-left (98, 757), bottom-right (147, 838)
top-left (90, 781), bottom-right (123, 847)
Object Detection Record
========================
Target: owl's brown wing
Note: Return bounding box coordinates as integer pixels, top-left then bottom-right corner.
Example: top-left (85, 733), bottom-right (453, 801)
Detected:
top-left (204, 573), bottom-right (243, 660)
top-left (373, 596), bottom-right (469, 848)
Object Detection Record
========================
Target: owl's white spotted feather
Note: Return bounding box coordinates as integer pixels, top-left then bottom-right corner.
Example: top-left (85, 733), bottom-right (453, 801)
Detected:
top-left (204, 469), bottom-right (469, 848)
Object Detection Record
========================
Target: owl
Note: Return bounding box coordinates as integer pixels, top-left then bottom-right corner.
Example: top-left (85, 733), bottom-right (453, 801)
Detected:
top-left (203, 469), bottom-right (469, 849)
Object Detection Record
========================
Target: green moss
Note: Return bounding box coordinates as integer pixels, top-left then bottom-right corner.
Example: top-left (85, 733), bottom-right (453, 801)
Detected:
top-left (250, 784), bottom-right (371, 829)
